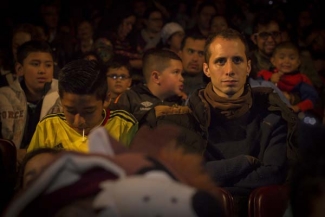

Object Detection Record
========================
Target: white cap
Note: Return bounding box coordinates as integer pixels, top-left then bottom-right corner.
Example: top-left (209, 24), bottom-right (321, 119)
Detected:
top-left (161, 22), bottom-right (184, 44)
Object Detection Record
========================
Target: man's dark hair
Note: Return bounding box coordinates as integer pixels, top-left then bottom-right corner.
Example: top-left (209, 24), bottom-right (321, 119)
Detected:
top-left (180, 33), bottom-right (207, 51)
top-left (16, 40), bottom-right (54, 64)
top-left (252, 10), bottom-right (280, 34)
top-left (204, 28), bottom-right (250, 63)
top-left (142, 48), bottom-right (182, 82)
top-left (58, 59), bottom-right (108, 102)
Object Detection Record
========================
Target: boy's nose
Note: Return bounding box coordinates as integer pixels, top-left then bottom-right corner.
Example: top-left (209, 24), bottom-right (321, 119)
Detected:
top-left (73, 114), bottom-right (86, 128)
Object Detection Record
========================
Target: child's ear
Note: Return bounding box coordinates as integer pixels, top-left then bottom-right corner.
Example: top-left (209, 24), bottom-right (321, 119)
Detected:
top-left (151, 70), bottom-right (161, 84)
top-left (15, 62), bottom-right (24, 77)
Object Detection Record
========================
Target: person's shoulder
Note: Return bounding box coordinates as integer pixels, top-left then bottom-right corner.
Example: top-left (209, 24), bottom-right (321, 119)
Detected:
top-left (39, 113), bottom-right (65, 123)
top-left (109, 109), bottom-right (137, 125)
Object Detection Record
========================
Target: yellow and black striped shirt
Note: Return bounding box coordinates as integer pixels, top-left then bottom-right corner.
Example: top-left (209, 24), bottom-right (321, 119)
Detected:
top-left (27, 109), bottom-right (138, 153)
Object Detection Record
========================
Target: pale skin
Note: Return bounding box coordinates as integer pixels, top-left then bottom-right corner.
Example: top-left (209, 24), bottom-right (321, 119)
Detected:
top-left (203, 37), bottom-right (251, 99)
top-left (147, 59), bottom-right (184, 100)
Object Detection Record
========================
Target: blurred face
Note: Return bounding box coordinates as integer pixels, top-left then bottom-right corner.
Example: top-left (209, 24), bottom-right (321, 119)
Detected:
top-left (23, 153), bottom-right (57, 188)
top-left (210, 16), bottom-right (228, 33)
top-left (106, 66), bottom-right (132, 97)
top-left (146, 11), bottom-right (163, 33)
top-left (198, 6), bottom-right (216, 30)
top-left (12, 32), bottom-right (31, 61)
top-left (158, 59), bottom-right (184, 99)
top-left (180, 38), bottom-right (206, 75)
top-left (61, 93), bottom-right (104, 135)
top-left (271, 48), bottom-right (301, 74)
top-left (252, 21), bottom-right (282, 56)
top-left (16, 52), bottom-right (54, 93)
top-left (203, 37), bottom-right (251, 99)
top-left (118, 15), bottom-right (136, 40)
top-left (168, 31), bottom-right (185, 51)
top-left (78, 21), bottom-right (93, 41)
top-left (42, 6), bottom-right (59, 29)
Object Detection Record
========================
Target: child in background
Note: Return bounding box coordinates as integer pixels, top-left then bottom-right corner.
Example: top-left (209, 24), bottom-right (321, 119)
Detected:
top-left (104, 56), bottom-right (132, 108)
top-left (258, 41), bottom-right (319, 113)
top-left (27, 59), bottom-right (138, 153)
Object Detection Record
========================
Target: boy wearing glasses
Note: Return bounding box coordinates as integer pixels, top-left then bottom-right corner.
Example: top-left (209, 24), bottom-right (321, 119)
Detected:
top-left (104, 56), bottom-right (132, 108)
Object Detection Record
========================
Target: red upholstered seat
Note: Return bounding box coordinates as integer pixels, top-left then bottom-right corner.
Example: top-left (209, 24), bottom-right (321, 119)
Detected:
top-left (248, 185), bottom-right (289, 217)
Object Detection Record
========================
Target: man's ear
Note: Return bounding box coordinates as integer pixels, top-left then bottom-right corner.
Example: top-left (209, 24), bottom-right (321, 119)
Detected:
top-left (15, 62), bottom-right (24, 77)
top-left (203, 63), bottom-right (210, 77)
top-left (178, 50), bottom-right (183, 59)
top-left (270, 56), bottom-right (276, 67)
top-left (251, 34), bottom-right (257, 45)
top-left (247, 59), bottom-right (251, 76)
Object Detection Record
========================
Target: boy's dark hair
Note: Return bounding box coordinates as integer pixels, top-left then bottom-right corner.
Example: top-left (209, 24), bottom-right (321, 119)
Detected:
top-left (272, 41), bottom-right (300, 57)
top-left (142, 48), bottom-right (182, 82)
top-left (58, 59), bottom-right (108, 102)
top-left (205, 28), bottom-right (250, 63)
top-left (105, 55), bottom-right (132, 75)
top-left (16, 40), bottom-right (54, 65)
top-left (180, 33), bottom-right (207, 51)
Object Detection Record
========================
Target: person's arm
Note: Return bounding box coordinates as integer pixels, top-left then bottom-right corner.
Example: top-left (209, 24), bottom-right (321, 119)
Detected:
top-left (206, 116), bottom-right (287, 188)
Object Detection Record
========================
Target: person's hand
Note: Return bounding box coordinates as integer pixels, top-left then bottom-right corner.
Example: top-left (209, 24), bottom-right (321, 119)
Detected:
top-left (290, 105), bottom-right (300, 113)
top-left (245, 155), bottom-right (261, 167)
top-left (270, 73), bottom-right (282, 84)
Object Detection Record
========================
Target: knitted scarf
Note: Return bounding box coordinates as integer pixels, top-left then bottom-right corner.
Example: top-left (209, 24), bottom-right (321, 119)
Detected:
top-left (203, 82), bottom-right (252, 119)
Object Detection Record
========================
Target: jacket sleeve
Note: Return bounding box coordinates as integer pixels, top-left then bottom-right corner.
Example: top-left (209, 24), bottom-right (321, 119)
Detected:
top-left (206, 115), bottom-right (287, 188)
top-left (0, 93), bottom-right (16, 145)
top-left (233, 116), bottom-right (287, 188)
top-left (120, 118), bottom-right (138, 147)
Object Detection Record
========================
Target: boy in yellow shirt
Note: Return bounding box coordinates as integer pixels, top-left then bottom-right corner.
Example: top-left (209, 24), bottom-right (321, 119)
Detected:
top-left (27, 59), bottom-right (138, 153)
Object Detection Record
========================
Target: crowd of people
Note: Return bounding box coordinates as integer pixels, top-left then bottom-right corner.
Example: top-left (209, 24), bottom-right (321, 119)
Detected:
top-left (1, 0), bottom-right (325, 216)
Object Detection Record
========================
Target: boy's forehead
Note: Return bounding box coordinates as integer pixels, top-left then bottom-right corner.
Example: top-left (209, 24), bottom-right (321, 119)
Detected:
top-left (107, 66), bottom-right (129, 74)
top-left (24, 52), bottom-right (53, 61)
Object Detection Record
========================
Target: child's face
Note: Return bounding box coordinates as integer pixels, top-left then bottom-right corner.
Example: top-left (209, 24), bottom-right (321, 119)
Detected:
top-left (271, 48), bottom-right (301, 74)
top-left (210, 16), bottom-right (228, 33)
top-left (16, 52), bottom-right (54, 92)
top-left (158, 59), bottom-right (184, 98)
top-left (61, 92), bottom-right (104, 135)
top-left (23, 153), bottom-right (57, 188)
top-left (106, 66), bottom-right (131, 96)
top-left (169, 31), bottom-right (185, 51)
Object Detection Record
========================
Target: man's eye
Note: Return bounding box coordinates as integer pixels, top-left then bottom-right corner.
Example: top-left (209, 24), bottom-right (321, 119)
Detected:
top-left (232, 57), bottom-right (243, 64)
top-left (31, 62), bottom-right (39, 66)
top-left (188, 49), bottom-right (194, 54)
top-left (215, 58), bottom-right (226, 65)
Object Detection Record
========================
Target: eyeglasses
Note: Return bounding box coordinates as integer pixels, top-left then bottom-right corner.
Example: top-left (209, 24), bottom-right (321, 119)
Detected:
top-left (255, 31), bottom-right (281, 40)
top-left (107, 74), bottom-right (131, 80)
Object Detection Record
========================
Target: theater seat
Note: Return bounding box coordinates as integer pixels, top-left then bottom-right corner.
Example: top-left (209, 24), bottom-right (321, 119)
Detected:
top-left (216, 187), bottom-right (235, 217)
top-left (0, 138), bottom-right (17, 213)
top-left (248, 185), bottom-right (289, 217)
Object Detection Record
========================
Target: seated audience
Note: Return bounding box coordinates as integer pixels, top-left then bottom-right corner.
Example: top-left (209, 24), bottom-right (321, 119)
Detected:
top-left (27, 59), bottom-right (138, 153)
